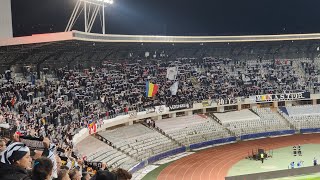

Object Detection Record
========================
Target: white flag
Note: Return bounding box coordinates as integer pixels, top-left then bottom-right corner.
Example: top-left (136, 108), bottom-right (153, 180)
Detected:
top-left (170, 81), bottom-right (179, 95)
top-left (166, 67), bottom-right (178, 80)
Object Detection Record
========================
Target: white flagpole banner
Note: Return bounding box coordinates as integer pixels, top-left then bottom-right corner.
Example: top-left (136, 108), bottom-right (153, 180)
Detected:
top-left (166, 67), bottom-right (178, 80)
top-left (170, 81), bottom-right (179, 95)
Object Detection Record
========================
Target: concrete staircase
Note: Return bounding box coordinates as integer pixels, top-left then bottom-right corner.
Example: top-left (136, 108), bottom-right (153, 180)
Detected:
top-left (208, 113), bottom-right (237, 139)
top-left (274, 108), bottom-right (297, 131)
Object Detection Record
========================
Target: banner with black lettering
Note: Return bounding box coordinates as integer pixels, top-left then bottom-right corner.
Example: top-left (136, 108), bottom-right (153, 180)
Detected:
top-left (216, 98), bottom-right (239, 106)
top-left (169, 103), bottom-right (193, 111)
top-left (84, 161), bottom-right (103, 170)
top-left (20, 136), bottom-right (44, 150)
top-left (256, 92), bottom-right (310, 102)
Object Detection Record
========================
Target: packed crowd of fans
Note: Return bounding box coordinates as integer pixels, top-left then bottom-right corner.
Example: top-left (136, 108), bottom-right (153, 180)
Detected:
top-left (0, 56), bottom-right (318, 179)
top-left (0, 135), bottom-right (132, 180)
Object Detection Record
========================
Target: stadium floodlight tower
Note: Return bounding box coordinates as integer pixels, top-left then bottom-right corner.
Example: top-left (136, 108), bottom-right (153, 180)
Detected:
top-left (65, 0), bottom-right (113, 34)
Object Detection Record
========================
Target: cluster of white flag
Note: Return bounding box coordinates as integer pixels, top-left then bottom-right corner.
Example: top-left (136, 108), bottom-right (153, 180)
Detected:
top-left (166, 67), bottom-right (178, 80)
top-left (170, 81), bottom-right (179, 95)
top-left (167, 67), bottom-right (179, 95)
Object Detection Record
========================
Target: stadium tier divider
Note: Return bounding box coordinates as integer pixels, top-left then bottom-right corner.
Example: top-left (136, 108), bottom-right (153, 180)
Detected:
top-left (189, 136), bottom-right (236, 149)
top-left (240, 130), bottom-right (295, 140)
top-left (300, 128), bottom-right (320, 134)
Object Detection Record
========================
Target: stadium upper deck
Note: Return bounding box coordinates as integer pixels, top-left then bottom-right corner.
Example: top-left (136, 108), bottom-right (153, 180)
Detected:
top-left (1, 31), bottom-right (320, 70)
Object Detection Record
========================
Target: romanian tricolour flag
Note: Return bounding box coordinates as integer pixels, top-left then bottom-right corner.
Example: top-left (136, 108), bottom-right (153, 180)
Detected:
top-left (146, 81), bottom-right (159, 97)
top-left (88, 119), bottom-right (97, 134)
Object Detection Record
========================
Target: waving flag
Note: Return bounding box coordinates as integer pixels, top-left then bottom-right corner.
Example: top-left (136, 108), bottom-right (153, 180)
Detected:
top-left (88, 120), bottom-right (97, 134)
top-left (146, 81), bottom-right (159, 97)
top-left (170, 81), bottom-right (179, 95)
top-left (166, 67), bottom-right (178, 80)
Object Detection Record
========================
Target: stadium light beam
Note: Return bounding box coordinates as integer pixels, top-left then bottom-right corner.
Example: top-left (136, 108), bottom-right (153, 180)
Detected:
top-left (65, 0), bottom-right (114, 34)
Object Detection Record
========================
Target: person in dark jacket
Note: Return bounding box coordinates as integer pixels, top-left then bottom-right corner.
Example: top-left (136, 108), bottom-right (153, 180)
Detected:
top-left (32, 157), bottom-right (53, 180)
top-left (0, 142), bottom-right (32, 180)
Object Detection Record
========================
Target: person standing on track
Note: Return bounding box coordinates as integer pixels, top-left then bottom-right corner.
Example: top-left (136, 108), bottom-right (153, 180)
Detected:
top-left (290, 162), bottom-right (295, 169)
top-left (260, 153), bottom-right (265, 163)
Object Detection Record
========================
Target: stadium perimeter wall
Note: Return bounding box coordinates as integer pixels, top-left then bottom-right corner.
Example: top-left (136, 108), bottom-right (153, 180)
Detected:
top-left (72, 93), bottom-right (320, 173)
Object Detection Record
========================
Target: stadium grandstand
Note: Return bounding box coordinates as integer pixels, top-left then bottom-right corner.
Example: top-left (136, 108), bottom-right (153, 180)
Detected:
top-left (2, 4), bottom-right (320, 179)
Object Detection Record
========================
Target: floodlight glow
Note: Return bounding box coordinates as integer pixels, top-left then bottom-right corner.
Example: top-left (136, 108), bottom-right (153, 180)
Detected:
top-left (84, 0), bottom-right (114, 4)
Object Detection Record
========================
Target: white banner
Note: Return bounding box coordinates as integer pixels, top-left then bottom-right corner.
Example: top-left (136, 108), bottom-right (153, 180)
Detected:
top-left (155, 105), bottom-right (166, 114)
top-left (170, 81), bottom-right (179, 95)
top-left (166, 67), bottom-right (178, 80)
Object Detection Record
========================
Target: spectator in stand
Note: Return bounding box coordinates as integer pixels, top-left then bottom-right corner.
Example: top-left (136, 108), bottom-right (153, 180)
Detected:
top-left (0, 142), bottom-right (32, 180)
top-left (56, 155), bottom-right (62, 171)
top-left (112, 168), bottom-right (132, 180)
top-left (0, 139), bottom-right (6, 152)
top-left (90, 170), bottom-right (116, 180)
top-left (32, 157), bottom-right (53, 180)
top-left (57, 169), bottom-right (70, 180)
top-left (69, 168), bottom-right (82, 180)
top-left (81, 172), bottom-right (90, 180)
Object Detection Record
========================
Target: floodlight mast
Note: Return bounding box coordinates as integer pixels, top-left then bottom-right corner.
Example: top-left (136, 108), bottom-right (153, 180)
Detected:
top-left (65, 0), bottom-right (113, 34)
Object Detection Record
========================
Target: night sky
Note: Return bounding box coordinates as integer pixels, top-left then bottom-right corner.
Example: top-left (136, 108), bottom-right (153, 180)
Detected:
top-left (11, 0), bottom-right (320, 37)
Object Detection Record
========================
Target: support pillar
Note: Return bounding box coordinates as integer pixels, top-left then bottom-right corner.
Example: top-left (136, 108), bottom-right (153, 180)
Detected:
top-left (185, 110), bottom-right (193, 116)
top-left (313, 99), bottom-right (317, 105)
top-left (273, 101), bottom-right (278, 108)
top-left (217, 106), bottom-right (224, 113)
top-left (170, 113), bottom-right (176, 118)
top-left (251, 104), bottom-right (257, 109)
top-left (285, 101), bottom-right (292, 107)
top-left (238, 104), bottom-right (242, 111)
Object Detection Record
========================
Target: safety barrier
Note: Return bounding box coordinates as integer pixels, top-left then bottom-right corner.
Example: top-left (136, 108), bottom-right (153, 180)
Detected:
top-left (300, 128), bottom-right (320, 134)
top-left (189, 137), bottom-right (237, 149)
top-left (147, 146), bottom-right (187, 165)
top-left (129, 161), bottom-right (146, 174)
top-left (240, 130), bottom-right (295, 140)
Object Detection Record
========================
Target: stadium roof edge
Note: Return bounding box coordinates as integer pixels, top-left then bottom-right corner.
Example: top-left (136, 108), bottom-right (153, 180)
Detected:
top-left (2, 30), bottom-right (320, 47)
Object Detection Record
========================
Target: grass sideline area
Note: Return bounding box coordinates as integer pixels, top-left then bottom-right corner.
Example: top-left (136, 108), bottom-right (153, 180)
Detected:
top-left (271, 173), bottom-right (320, 180)
top-left (141, 162), bottom-right (171, 180)
top-left (299, 178), bottom-right (320, 180)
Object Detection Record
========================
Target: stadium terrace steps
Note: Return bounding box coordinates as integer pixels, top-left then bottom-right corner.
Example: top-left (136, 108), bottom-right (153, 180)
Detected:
top-left (155, 115), bottom-right (232, 146)
top-left (197, 114), bottom-right (208, 119)
top-left (141, 122), bottom-right (184, 147)
top-left (278, 105), bottom-right (320, 131)
top-left (209, 113), bottom-right (236, 137)
top-left (93, 133), bottom-right (138, 160)
top-left (75, 136), bottom-right (138, 170)
top-left (97, 124), bottom-right (180, 161)
top-left (276, 107), bottom-right (296, 130)
top-left (214, 108), bottom-right (292, 138)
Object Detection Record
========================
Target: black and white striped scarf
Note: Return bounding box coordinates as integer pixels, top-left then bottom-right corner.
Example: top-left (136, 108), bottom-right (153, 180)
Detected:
top-left (1, 142), bottom-right (30, 164)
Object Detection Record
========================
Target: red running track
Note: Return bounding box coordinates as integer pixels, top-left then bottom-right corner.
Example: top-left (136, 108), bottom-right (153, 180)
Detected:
top-left (157, 134), bottom-right (320, 180)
